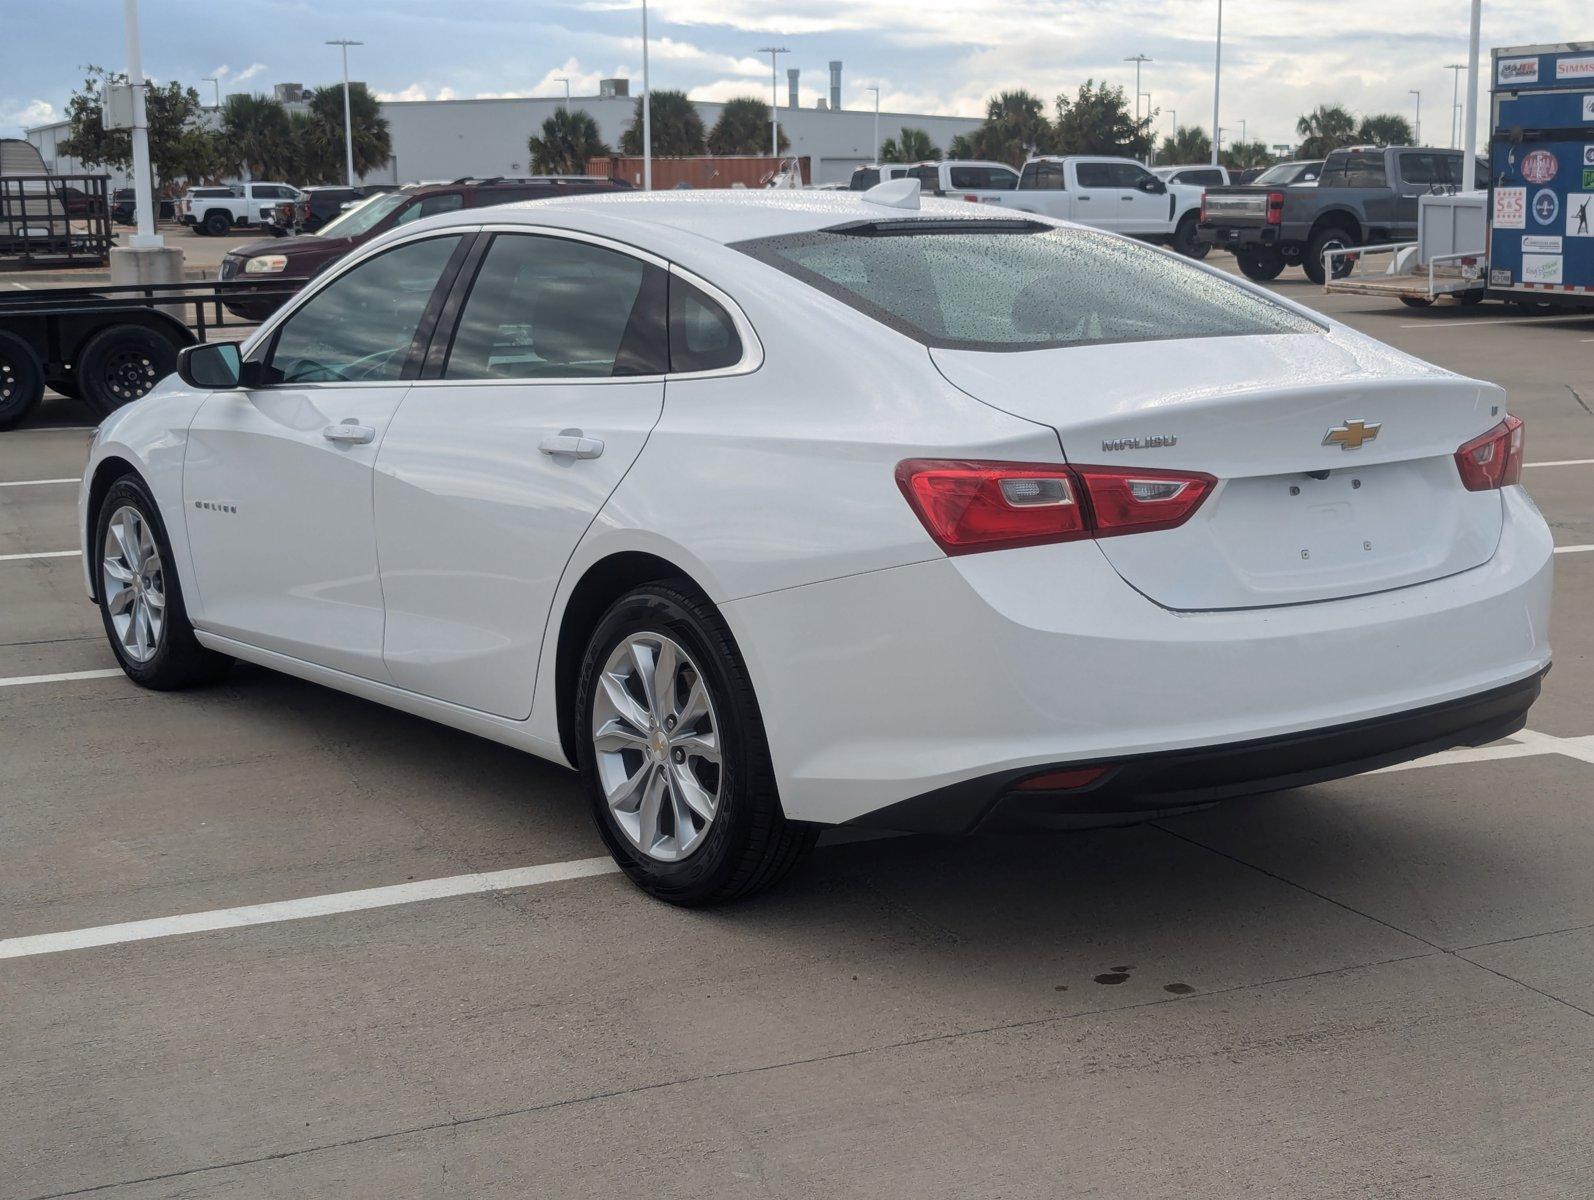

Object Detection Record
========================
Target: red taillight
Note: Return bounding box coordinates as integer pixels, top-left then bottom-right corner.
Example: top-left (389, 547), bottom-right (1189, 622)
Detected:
top-left (1454, 415), bottom-right (1525, 491)
top-left (896, 460), bottom-right (1215, 555)
top-left (1013, 765), bottom-right (1112, 792)
top-left (1266, 191), bottom-right (1285, 225)
top-left (1199, 194), bottom-right (1208, 224)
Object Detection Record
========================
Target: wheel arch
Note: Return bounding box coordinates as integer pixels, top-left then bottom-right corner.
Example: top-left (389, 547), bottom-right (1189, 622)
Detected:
top-left (1308, 209), bottom-right (1363, 243)
top-left (83, 455), bottom-right (145, 601)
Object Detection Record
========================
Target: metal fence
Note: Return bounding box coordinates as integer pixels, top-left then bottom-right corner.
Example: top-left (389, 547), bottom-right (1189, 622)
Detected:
top-left (0, 174), bottom-right (113, 269)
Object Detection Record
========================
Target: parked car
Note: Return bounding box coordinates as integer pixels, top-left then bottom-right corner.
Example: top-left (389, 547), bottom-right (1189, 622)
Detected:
top-left (1247, 160), bottom-right (1324, 188)
top-left (111, 189), bottom-right (177, 225)
top-left (218, 175), bottom-right (631, 319)
top-left (56, 185), bottom-right (105, 217)
top-left (264, 185), bottom-right (386, 236)
top-left (1198, 146), bottom-right (1482, 282)
top-left (905, 160), bottom-right (1020, 203)
top-left (1153, 163), bottom-right (1230, 188)
top-left (79, 188), bottom-right (1550, 904)
top-left (178, 182), bottom-right (303, 236)
top-left (1010, 155), bottom-right (1208, 256)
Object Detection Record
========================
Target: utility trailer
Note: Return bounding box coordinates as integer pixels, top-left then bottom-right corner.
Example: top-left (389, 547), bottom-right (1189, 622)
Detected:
top-left (0, 280), bottom-right (295, 430)
top-left (0, 139), bottom-right (113, 269)
top-left (1322, 191), bottom-right (1489, 307)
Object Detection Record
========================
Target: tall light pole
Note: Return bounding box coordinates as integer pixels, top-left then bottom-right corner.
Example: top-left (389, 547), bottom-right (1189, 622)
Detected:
top-left (641, 0), bottom-right (651, 190)
top-left (865, 85), bottom-right (880, 161)
top-left (326, 39), bottom-right (363, 186)
top-left (122, 0), bottom-right (160, 248)
top-left (1462, 0), bottom-right (1480, 190)
top-left (1409, 89), bottom-right (1421, 144)
top-left (201, 76), bottom-right (220, 109)
top-left (555, 76), bottom-right (570, 110)
top-left (1239, 117), bottom-right (1246, 149)
top-left (758, 46), bottom-right (788, 158)
top-left (1124, 54), bottom-right (1152, 126)
top-left (1210, 0), bottom-right (1223, 165)
top-left (1446, 63), bottom-right (1466, 148)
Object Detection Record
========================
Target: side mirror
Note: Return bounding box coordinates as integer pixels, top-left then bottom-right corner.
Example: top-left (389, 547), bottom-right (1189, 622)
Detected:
top-left (177, 341), bottom-right (243, 390)
top-left (1141, 178), bottom-right (1167, 194)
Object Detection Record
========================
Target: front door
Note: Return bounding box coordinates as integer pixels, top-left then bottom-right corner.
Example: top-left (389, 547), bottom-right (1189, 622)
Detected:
top-left (375, 230), bottom-right (671, 719)
top-left (184, 232), bottom-right (467, 678)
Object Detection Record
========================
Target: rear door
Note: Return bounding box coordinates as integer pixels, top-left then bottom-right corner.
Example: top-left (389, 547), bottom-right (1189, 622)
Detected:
top-left (373, 228), bottom-right (675, 719)
top-left (947, 164), bottom-right (1019, 204)
top-left (1070, 160), bottom-right (1129, 230)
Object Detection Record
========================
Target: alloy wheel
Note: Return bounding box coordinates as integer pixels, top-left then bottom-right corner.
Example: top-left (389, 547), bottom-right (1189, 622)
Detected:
top-left (101, 505), bottom-right (166, 664)
top-left (591, 632), bottom-right (722, 862)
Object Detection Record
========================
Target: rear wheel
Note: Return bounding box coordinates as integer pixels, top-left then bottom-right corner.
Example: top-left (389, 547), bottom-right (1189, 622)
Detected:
top-left (1399, 296), bottom-right (1435, 308)
top-left (201, 210), bottom-right (230, 236)
top-left (94, 476), bottom-right (232, 689)
top-left (0, 329), bottom-right (45, 431)
top-left (1172, 213), bottom-right (1209, 259)
top-left (575, 583), bottom-right (815, 906)
top-left (75, 324), bottom-right (182, 419)
top-left (1235, 247), bottom-right (1286, 281)
top-left (1304, 226), bottom-right (1356, 285)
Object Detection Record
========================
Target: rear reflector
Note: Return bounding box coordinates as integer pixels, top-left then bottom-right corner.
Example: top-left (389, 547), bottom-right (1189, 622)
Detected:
top-left (896, 459), bottom-right (1215, 554)
top-left (1012, 765), bottom-right (1112, 791)
top-left (1454, 415), bottom-right (1525, 491)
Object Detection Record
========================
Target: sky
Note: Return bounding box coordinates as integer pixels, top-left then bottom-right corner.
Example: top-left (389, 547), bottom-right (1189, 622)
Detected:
top-left (0, 0), bottom-right (1582, 152)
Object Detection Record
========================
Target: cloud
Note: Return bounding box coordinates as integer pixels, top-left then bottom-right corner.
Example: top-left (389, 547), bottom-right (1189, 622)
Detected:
top-left (376, 83), bottom-right (431, 102)
top-left (1, 98), bottom-right (56, 132)
top-left (233, 63), bottom-right (267, 84)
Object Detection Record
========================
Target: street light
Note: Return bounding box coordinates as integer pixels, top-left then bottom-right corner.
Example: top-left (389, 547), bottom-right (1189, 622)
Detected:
top-left (757, 46), bottom-right (789, 158)
top-left (555, 76), bottom-right (570, 110)
top-left (201, 76), bottom-right (220, 109)
top-left (1409, 89), bottom-right (1421, 144)
top-left (325, 39), bottom-right (363, 187)
top-left (864, 85), bottom-right (880, 161)
top-left (1462, 0), bottom-right (1480, 190)
top-left (1446, 63), bottom-right (1466, 148)
top-left (641, 0), bottom-right (651, 190)
top-left (1124, 54), bottom-right (1152, 125)
top-left (1210, 0), bottom-right (1223, 165)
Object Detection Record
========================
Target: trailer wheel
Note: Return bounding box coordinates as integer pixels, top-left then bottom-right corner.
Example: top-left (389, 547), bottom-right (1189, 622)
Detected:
top-left (202, 210), bottom-right (231, 236)
top-left (0, 330), bottom-right (46, 432)
top-left (1399, 296), bottom-right (1435, 308)
top-left (75, 325), bottom-right (181, 419)
top-left (1236, 248), bottom-right (1286, 281)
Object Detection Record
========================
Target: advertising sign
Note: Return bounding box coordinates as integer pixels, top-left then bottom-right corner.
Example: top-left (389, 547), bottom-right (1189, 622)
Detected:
top-left (1498, 57), bottom-right (1540, 85)
top-left (1523, 150), bottom-right (1559, 183)
top-left (1494, 187), bottom-right (1527, 229)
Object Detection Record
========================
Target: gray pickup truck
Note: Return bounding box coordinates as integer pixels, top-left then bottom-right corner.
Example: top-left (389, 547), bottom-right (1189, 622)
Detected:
top-left (1198, 145), bottom-right (1481, 283)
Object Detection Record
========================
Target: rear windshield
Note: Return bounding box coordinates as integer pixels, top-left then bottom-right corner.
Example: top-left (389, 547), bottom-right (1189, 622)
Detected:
top-left (737, 222), bottom-right (1319, 351)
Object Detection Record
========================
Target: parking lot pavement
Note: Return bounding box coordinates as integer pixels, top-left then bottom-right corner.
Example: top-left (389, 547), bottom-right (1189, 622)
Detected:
top-left (4, 267), bottom-right (1594, 1198)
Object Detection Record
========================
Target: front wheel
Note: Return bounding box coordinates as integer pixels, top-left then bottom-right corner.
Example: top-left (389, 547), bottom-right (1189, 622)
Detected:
top-left (202, 210), bottom-right (231, 237)
top-left (94, 475), bottom-right (232, 689)
top-left (1172, 214), bottom-right (1209, 259)
top-left (575, 583), bottom-right (815, 906)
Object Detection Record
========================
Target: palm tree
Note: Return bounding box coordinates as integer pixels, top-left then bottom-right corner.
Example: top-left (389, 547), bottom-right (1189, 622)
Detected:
top-left (1295, 104), bottom-right (1358, 159)
top-left (1157, 125), bottom-right (1212, 164)
top-left (879, 127), bottom-right (939, 162)
top-left (529, 109), bottom-right (611, 174)
top-left (1356, 113), bottom-right (1414, 146)
top-left (970, 90), bottom-right (1053, 166)
top-left (707, 96), bottom-right (788, 155)
top-left (220, 93), bottom-right (293, 180)
top-left (618, 90), bottom-right (706, 156)
top-left (946, 133), bottom-right (976, 159)
top-left (305, 83), bottom-right (392, 181)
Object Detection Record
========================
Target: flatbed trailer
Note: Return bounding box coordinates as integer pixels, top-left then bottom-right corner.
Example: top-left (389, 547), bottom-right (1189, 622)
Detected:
top-left (0, 279), bottom-right (296, 431)
top-left (1322, 242), bottom-right (1488, 307)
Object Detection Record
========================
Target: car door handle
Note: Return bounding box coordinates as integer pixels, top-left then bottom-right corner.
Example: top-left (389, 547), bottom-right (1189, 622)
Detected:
top-left (539, 430), bottom-right (605, 459)
top-left (322, 420), bottom-right (375, 444)
top-left (1078, 194), bottom-right (1092, 200)
top-left (1121, 195), bottom-right (1135, 201)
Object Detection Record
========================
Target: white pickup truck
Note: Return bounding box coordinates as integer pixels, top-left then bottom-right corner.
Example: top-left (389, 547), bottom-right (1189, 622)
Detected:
top-left (178, 182), bottom-right (302, 236)
top-left (1007, 156), bottom-right (1208, 258)
top-left (904, 160), bottom-right (1020, 204)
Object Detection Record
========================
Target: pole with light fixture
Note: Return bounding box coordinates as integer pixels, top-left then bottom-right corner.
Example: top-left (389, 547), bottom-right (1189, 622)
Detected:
top-left (1446, 63), bottom-right (1465, 148)
top-left (758, 46), bottom-right (789, 158)
top-left (1461, 0), bottom-right (1480, 191)
top-left (641, 0), bottom-right (652, 190)
top-left (1124, 53), bottom-right (1151, 127)
top-left (865, 85), bottom-right (880, 160)
top-left (326, 39), bottom-right (363, 186)
top-left (1210, 0), bottom-right (1222, 165)
top-left (201, 76), bottom-right (219, 109)
top-left (1409, 89), bottom-right (1421, 144)
top-left (122, 0), bottom-right (160, 247)
top-left (555, 77), bottom-right (570, 110)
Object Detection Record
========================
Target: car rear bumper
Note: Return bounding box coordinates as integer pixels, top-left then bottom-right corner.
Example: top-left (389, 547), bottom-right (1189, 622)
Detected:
top-left (1198, 223), bottom-right (1278, 249)
top-left (724, 488), bottom-right (1553, 827)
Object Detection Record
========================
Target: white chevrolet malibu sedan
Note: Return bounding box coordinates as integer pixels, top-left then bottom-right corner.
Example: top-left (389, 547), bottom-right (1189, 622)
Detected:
top-left (79, 183), bottom-right (1552, 905)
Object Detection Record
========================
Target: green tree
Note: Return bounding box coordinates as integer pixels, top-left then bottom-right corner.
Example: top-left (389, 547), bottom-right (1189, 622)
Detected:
top-left (1052, 79), bottom-right (1154, 158)
top-left (303, 83), bottom-right (391, 181)
top-left (879, 127), bottom-right (939, 162)
top-left (1356, 113), bottom-right (1414, 146)
top-left (1295, 104), bottom-right (1358, 158)
top-left (1222, 139), bottom-right (1274, 169)
top-left (219, 92), bottom-right (294, 180)
top-left (1157, 125), bottom-right (1213, 164)
top-left (58, 66), bottom-right (210, 184)
top-left (528, 108), bottom-right (612, 174)
top-left (946, 132), bottom-right (976, 159)
top-left (968, 89), bottom-right (1052, 166)
top-left (707, 96), bottom-right (788, 155)
top-left (619, 90), bottom-right (706, 156)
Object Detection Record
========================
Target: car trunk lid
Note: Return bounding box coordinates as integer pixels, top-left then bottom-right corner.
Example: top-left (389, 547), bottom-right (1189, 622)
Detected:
top-left (930, 331), bottom-right (1506, 610)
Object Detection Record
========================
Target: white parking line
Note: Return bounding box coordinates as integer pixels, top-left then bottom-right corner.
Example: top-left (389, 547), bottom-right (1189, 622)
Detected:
top-left (4, 425), bottom-right (96, 433)
top-left (1527, 459), bottom-right (1594, 469)
top-left (0, 858), bottom-right (622, 961)
top-left (1555, 544), bottom-right (1594, 555)
top-left (1402, 314), bottom-right (1594, 329)
top-left (0, 549), bottom-right (78, 562)
top-left (0, 478), bottom-right (77, 488)
top-left (0, 668), bottom-right (122, 689)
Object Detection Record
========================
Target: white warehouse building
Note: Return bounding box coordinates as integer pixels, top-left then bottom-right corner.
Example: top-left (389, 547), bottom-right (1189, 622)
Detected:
top-left (27, 72), bottom-right (982, 188)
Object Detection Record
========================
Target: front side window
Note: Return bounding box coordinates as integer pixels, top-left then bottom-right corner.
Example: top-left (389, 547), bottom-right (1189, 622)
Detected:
top-left (910, 165), bottom-right (940, 192)
top-left (1343, 152), bottom-right (1387, 188)
top-left (443, 234), bottom-right (665, 380)
top-left (1074, 162), bottom-right (1114, 189)
top-left (316, 191), bottom-right (410, 238)
top-left (1111, 163), bottom-right (1158, 189)
top-left (738, 222), bottom-right (1319, 352)
top-left (264, 235), bottom-right (462, 384)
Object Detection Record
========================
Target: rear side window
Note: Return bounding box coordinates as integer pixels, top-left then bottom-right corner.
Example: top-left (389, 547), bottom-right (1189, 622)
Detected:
top-left (909, 165), bottom-right (940, 192)
top-left (850, 167), bottom-right (881, 191)
top-left (1342, 152), bottom-right (1387, 187)
top-left (669, 276), bottom-right (742, 372)
top-left (442, 233), bottom-right (666, 379)
top-left (1178, 169), bottom-right (1225, 186)
top-left (949, 166), bottom-right (1017, 191)
top-left (396, 192), bottom-right (466, 225)
top-left (737, 223), bottom-right (1319, 352)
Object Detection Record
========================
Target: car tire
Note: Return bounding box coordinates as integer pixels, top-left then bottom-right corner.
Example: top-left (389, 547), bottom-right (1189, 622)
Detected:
top-left (202, 210), bottom-right (231, 237)
top-left (1304, 226), bottom-right (1355, 284)
top-left (1400, 296), bottom-right (1435, 308)
top-left (1235, 248), bottom-right (1286, 281)
top-left (1173, 213), bottom-right (1209, 259)
top-left (94, 475), bottom-right (232, 690)
top-left (575, 583), bottom-right (816, 906)
top-left (75, 324), bottom-right (181, 419)
top-left (0, 329), bottom-right (45, 432)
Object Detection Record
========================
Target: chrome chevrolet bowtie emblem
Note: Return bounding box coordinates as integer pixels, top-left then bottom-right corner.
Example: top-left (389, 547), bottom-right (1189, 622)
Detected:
top-left (1323, 419), bottom-right (1381, 450)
